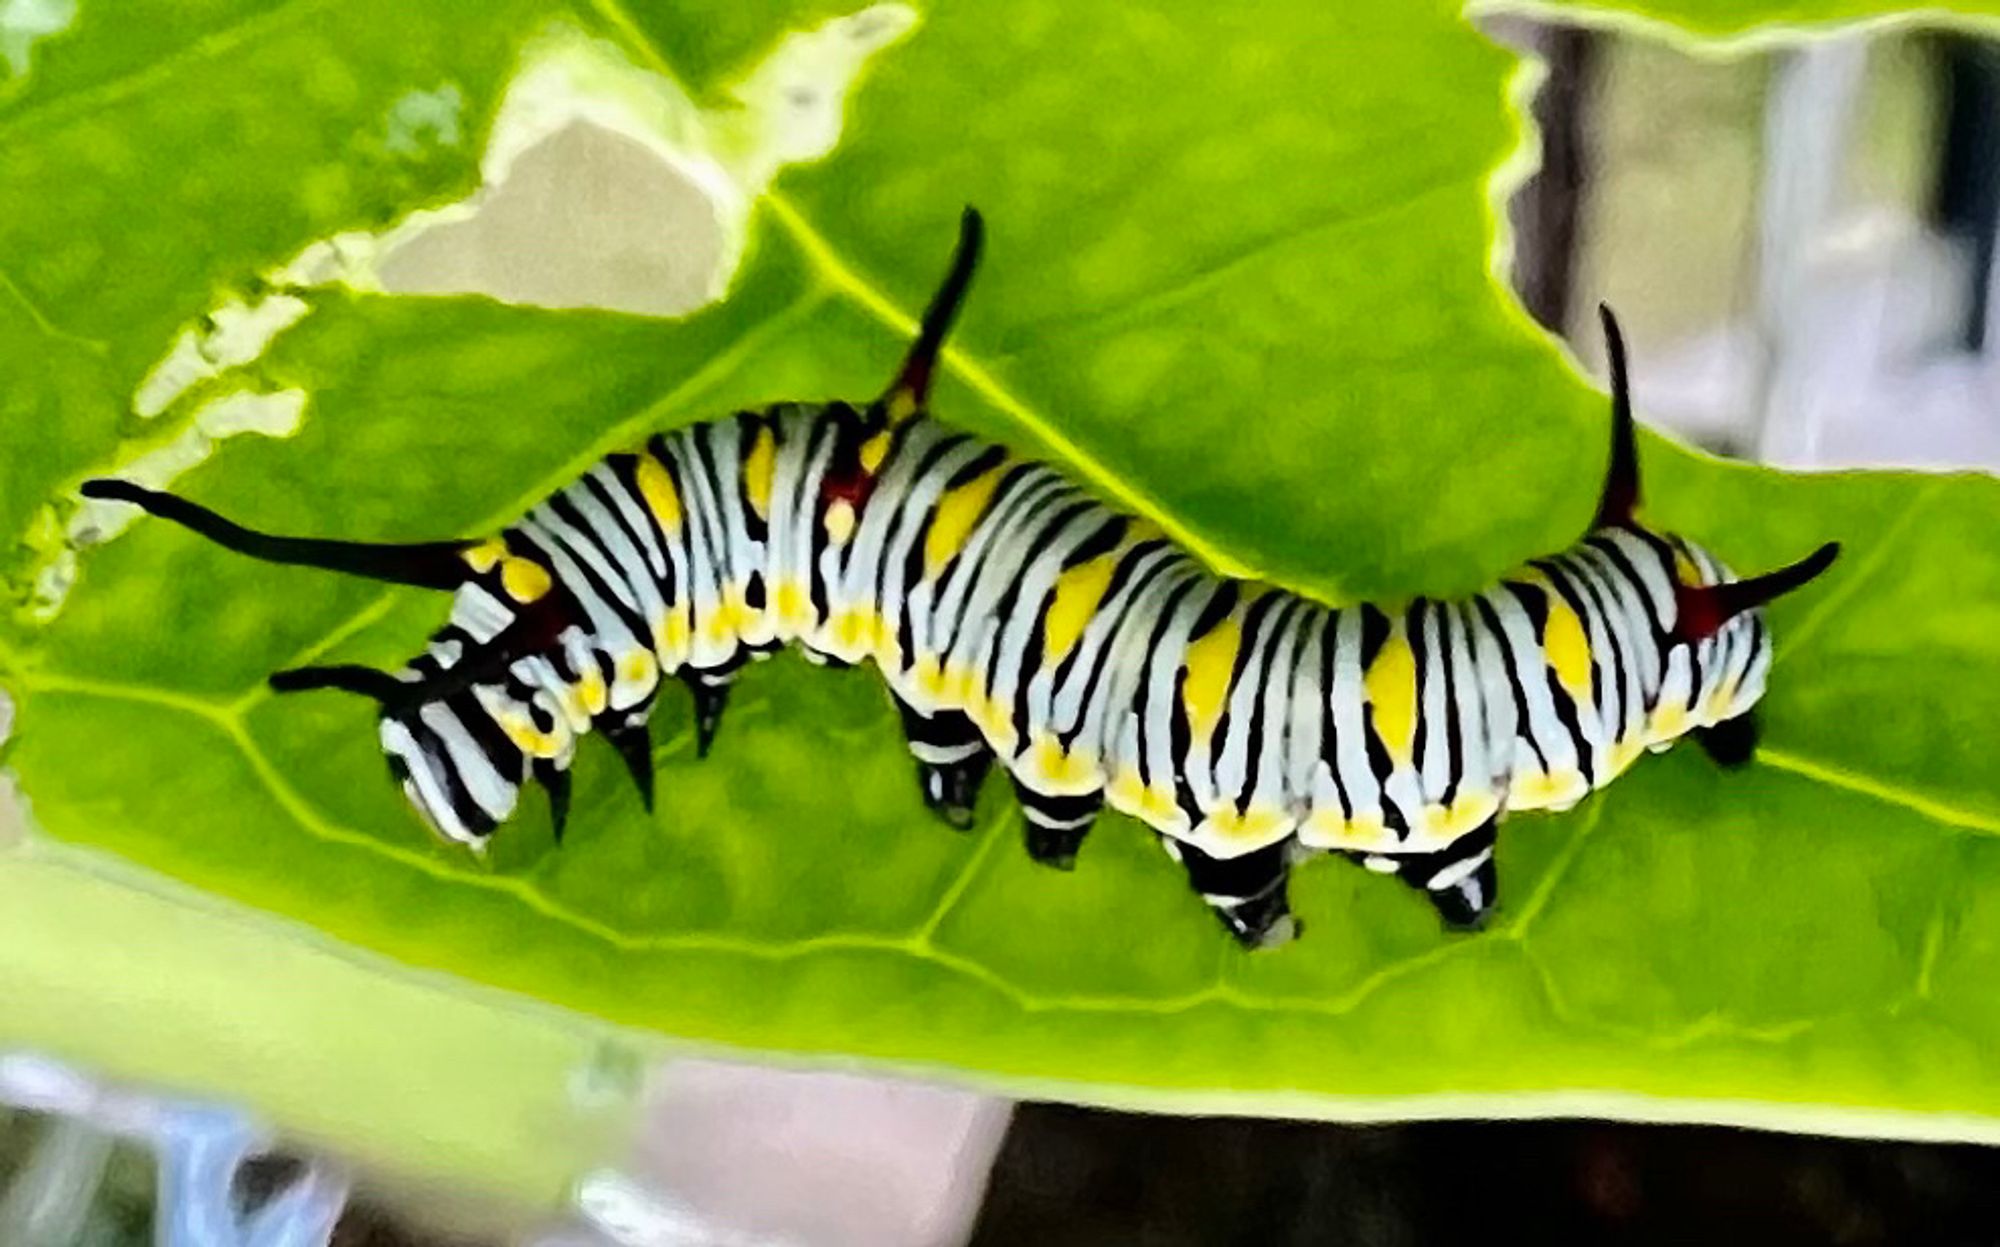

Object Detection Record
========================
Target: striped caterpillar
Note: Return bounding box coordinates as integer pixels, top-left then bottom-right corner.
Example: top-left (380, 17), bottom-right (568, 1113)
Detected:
top-left (83, 210), bottom-right (1838, 948)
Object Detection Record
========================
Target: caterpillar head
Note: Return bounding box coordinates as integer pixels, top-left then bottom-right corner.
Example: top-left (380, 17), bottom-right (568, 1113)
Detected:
top-left (262, 665), bottom-right (520, 848)
top-left (1589, 305), bottom-right (1839, 767)
top-left (380, 710), bottom-right (510, 850)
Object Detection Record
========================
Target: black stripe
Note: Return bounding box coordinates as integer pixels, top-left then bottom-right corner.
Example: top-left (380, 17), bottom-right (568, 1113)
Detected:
top-left (518, 512), bottom-right (650, 644)
top-left (583, 462), bottom-right (666, 582)
top-left (1438, 602), bottom-right (1466, 807)
top-left (1548, 556), bottom-right (1630, 740)
top-left (1572, 546), bottom-right (1651, 719)
top-left (605, 453), bottom-right (678, 606)
top-left (987, 501), bottom-right (1098, 742)
top-left (735, 412), bottom-right (773, 545)
top-left (1506, 580), bottom-right (1592, 786)
top-left (801, 412), bottom-right (845, 623)
top-left (909, 444), bottom-right (1013, 599)
top-left (1587, 534), bottom-right (1670, 644)
top-left (543, 492), bottom-right (650, 633)
top-left (1140, 578), bottom-right (1207, 793)
top-left (1472, 594), bottom-right (1546, 775)
top-left (1055, 547), bottom-right (1178, 750)
top-left (928, 466), bottom-right (1050, 656)
top-left (417, 705), bottom-right (496, 834)
top-left (1357, 603), bottom-right (1398, 797)
top-left (1050, 537), bottom-right (1166, 697)
top-left (1408, 601), bottom-right (1431, 776)
top-left (869, 423), bottom-right (955, 666)
top-left (1190, 579), bottom-right (1242, 640)
top-left (1319, 610), bottom-right (1352, 820)
top-left (1238, 596), bottom-right (1302, 808)
top-left (684, 422), bottom-right (737, 599)
top-left (457, 690), bottom-right (527, 782)
top-left (1110, 567), bottom-right (1196, 779)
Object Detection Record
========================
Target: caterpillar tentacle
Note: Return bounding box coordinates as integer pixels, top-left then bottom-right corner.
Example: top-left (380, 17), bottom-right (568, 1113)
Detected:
top-left (84, 212), bottom-right (1839, 946)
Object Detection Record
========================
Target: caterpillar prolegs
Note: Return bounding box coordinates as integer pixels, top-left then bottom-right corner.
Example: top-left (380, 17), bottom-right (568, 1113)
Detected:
top-left (84, 209), bottom-right (1838, 948)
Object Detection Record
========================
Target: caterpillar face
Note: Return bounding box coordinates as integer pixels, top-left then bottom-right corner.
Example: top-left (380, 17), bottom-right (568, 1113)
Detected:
top-left (80, 215), bottom-right (1840, 948)
top-left (1661, 534), bottom-right (1777, 766)
top-left (381, 703), bottom-right (512, 850)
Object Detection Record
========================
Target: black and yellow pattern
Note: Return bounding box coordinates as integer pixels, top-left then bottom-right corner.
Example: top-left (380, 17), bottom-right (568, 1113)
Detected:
top-left (84, 210), bottom-right (1838, 948)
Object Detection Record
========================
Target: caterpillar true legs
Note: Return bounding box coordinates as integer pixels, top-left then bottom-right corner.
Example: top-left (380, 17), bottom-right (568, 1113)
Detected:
top-left (83, 209), bottom-right (1838, 949)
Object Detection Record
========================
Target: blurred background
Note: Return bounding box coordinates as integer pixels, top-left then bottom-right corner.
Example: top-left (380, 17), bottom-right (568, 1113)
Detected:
top-left (9, 11), bottom-right (2000, 1247)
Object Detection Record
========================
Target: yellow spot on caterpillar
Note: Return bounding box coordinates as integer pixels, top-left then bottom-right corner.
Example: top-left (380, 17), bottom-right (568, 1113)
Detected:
top-left (501, 557), bottom-right (551, 603)
top-left (1140, 785), bottom-right (1182, 828)
top-left (699, 611), bottom-right (726, 646)
top-left (1042, 552), bottom-right (1117, 664)
top-left (559, 686), bottom-right (589, 728)
top-left (725, 583), bottom-right (756, 630)
top-left (658, 606), bottom-right (692, 662)
top-left (743, 427), bottom-right (776, 520)
top-left (1363, 628), bottom-right (1418, 766)
top-left (912, 654), bottom-right (950, 702)
top-left (498, 713), bottom-right (554, 758)
top-left (1302, 809), bottom-right (1391, 851)
top-left (462, 538), bottom-right (507, 573)
top-left (1605, 736), bottom-right (1644, 780)
top-left (832, 608), bottom-right (875, 653)
top-left (886, 388), bottom-right (919, 424)
top-left (618, 649), bottom-right (658, 688)
top-left (636, 454), bottom-right (682, 534)
top-left (865, 612), bottom-right (897, 668)
top-left (924, 464), bottom-right (1005, 576)
top-left (1206, 803), bottom-right (1289, 845)
top-left (774, 579), bottom-right (811, 629)
top-left (824, 499), bottom-right (856, 546)
top-left (1542, 598), bottom-right (1593, 705)
top-left (859, 430), bottom-right (892, 473)
top-left (1511, 768), bottom-right (1587, 810)
top-left (577, 670), bottom-right (607, 716)
top-left (970, 692), bottom-right (1017, 753)
top-left (1418, 791), bottom-right (1498, 846)
top-left (1703, 674), bottom-right (1743, 721)
top-left (1030, 734), bottom-right (1098, 791)
top-left (1674, 548), bottom-right (1702, 586)
top-left (1107, 767), bottom-right (1146, 811)
top-left (706, 590), bottom-right (755, 645)
top-left (1650, 700), bottom-right (1689, 741)
top-left (1180, 615), bottom-right (1242, 744)
top-left (950, 664), bottom-right (979, 707)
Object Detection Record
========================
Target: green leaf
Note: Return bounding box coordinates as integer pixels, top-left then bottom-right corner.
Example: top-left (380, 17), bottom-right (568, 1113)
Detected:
top-left (7, 0), bottom-right (2000, 1192)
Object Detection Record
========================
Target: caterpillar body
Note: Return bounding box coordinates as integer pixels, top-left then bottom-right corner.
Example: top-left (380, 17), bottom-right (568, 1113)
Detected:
top-left (83, 209), bottom-right (1838, 948)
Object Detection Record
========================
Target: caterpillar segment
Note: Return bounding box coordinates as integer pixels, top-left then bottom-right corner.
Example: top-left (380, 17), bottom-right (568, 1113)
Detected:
top-left (82, 216), bottom-right (1839, 950)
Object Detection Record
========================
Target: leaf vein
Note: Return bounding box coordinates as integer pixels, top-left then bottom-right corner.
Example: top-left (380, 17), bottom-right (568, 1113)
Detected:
top-left (1756, 747), bottom-right (2000, 837)
top-left (1775, 477), bottom-right (1950, 664)
top-left (0, 0), bottom-right (334, 142)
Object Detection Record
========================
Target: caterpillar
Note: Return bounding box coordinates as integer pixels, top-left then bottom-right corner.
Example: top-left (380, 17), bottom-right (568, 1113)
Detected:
top-left (82, 209), bottom-right (1838, 948)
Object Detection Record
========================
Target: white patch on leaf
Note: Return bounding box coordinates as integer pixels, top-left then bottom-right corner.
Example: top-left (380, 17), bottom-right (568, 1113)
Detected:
top-left (384, 84), bottom-right (465, 155)
top-left (131, 294), bottom-right (309, 419)
top-left (32, 390), bottom-right (307, 620)
top-left (721, 4), bottom-right (918, 191)
top-left (0, 0), bottom-right (75, 82)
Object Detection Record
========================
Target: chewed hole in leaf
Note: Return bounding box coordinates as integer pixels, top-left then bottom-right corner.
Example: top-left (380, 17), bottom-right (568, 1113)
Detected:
top-left (375, 118), bottom-right (728, 317)
top-left (23, 4), bottom-right (915, 622)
